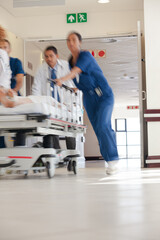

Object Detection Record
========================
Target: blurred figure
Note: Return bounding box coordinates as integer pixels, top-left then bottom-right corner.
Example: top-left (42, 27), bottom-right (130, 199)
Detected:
top-left (0, 39), bottom-right (25, 96)
top-left (0, 27), bottom-right (11, 89)
top-left (56, 31), bottom-right (119, 174)
top-left (32, 45), bottom-right (76, 150)
top-left (0, 25), bottom-right (13, 148)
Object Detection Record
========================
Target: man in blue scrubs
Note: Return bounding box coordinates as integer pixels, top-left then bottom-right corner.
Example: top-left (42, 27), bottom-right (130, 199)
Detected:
top-left (0, 39), bottom-right (25, 96)
top-left (0, 39), bottom-right (25, 148)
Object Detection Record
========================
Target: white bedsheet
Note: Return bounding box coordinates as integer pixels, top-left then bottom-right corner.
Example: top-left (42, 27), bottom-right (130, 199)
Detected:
top-left (0, 102), bottom-right (82, 123)
top-left (0, 102), bottom-right (60, 116)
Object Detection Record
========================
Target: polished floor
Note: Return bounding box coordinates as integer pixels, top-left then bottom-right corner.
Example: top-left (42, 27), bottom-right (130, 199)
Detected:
top-left (1, 160), bottom-right (160, 240)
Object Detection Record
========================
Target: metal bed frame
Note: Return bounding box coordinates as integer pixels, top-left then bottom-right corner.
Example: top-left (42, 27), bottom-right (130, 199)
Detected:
top-left (0, 79), bottom-right (86, 178)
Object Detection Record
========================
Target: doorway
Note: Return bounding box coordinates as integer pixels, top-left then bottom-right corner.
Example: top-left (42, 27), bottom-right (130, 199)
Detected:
top-left (25, 35), bottom-right (141, 169)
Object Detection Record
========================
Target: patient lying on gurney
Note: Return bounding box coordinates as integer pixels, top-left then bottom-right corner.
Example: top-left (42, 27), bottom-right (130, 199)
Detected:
top-left (0, 89), bottom-right (61, 108)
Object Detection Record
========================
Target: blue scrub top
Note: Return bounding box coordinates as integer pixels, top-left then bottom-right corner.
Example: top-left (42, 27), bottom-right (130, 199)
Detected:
top-left (69, 51), bottom-right (113, 98)
top-left (10, 57), bottom-right (25, 95)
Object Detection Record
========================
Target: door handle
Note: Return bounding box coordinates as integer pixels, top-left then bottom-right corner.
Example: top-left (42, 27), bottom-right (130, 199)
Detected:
top-left (142, 91), bottom-right (146, 100)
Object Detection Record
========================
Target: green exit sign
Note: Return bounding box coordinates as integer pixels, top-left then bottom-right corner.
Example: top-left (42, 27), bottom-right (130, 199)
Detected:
top-left (67, 13), bottom-right (76, 23)
top-left (77, 13), bottom-right (87, 23)
top-left (66, 13), bottom-right (87, 23)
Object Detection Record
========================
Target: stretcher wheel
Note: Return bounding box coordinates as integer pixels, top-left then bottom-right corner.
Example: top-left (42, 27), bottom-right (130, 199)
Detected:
top-left (24, 170), bottom-right (28, 177)
top-left (67, 159), bottom-right (72, 172)
top-left (72, 160), bottom-right (77, 175)
top-left (46, 161), bottom-right (55, 178)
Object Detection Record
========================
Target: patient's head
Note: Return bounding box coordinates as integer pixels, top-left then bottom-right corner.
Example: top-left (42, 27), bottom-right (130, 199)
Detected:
top-left (0, 39), bottom-right (11, 55)
top-left (44, 46), bottom-right (58, 69)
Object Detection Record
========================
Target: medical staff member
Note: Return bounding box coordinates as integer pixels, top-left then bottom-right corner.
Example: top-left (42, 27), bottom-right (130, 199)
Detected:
top-left (56, 32), bottom-right (119, 174)
top-left (32, 45), bottom-right (76, 150)
top-left (0, 39), bottom-right (25, 96)
top-left (0, 26), bottom-right (13, 148)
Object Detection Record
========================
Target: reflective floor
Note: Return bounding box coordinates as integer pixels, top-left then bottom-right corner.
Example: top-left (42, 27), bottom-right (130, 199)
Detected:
top-left (1, 160), bottom-right (160, 240)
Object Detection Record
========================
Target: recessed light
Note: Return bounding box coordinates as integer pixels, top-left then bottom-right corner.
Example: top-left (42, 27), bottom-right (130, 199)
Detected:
top-left (98, 0), bottom-right (110, 3)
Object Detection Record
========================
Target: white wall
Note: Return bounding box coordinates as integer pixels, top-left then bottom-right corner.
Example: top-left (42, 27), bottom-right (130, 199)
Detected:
top-left (25, 41), bottom-right (42, 76)
top-left (0, 7), bottom-right (16, 33)
top-left (113, 104), bottom-right (140, 119)
top-left (7, 31), bottom-right (24, 62)
top-left (0, 6), bottom-right (143, 40)
top-left (144, 0), bottom-right (160, 109)
top-left (144, 0), bottom-right (160, 158)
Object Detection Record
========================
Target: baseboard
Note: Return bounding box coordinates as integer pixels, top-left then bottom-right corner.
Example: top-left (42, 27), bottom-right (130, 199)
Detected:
top-left (85, 156), bottom-right (104, 161)
top-left (146, 155), bottom-right (160, 168)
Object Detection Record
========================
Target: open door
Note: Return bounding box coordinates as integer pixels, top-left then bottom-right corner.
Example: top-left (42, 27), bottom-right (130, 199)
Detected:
top-left (137, 21), bottom-right (147, 168)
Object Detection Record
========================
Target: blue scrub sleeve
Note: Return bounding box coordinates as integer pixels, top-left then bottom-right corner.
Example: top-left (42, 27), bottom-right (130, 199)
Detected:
top-left (15, 58), bottom-right (25, 75)
top-left (75, 51), bottom-right (93, 73)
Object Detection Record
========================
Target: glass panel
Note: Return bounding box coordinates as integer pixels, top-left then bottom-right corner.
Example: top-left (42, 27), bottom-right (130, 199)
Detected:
top-left (127, 118), bottom-right (140, 131)
top-left (117, 146), bottom-right (127, 158)
top-left (127, 132), bottom-right (140, 145)
top-left (127, 146), bottom-right (140, 158)
top-left (116, 132), bottom-right (126, 146)
top-left (116, 119), bottom-right (126, 131)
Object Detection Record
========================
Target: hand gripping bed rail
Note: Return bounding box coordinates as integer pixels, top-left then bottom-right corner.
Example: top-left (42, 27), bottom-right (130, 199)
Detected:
top-left (48, 78), bottom-right (82, 124)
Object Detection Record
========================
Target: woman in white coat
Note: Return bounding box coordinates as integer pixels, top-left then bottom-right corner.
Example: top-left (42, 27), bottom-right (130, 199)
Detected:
top-left (0, 25), bottom-right (11, 90)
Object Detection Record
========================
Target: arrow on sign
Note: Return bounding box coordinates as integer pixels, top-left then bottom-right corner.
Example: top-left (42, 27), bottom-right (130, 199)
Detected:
top-left (68, 15), bottom-right (75, 23)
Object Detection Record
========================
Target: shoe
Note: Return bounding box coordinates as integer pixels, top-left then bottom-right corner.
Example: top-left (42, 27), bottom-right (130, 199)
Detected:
top-left (106, 160), bottom-right (119, 175)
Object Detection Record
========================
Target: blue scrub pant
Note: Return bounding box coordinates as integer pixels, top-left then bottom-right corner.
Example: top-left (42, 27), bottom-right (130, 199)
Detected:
top-left (0, 136), bottom-right (5, 148)
top-left (83, 93), bottom-right (119, 162)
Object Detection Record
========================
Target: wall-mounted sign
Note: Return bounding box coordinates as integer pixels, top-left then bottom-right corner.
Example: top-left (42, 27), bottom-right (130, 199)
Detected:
top-left (67, 13), bottom-right (76, 23)
top-left (77, 13), bottom-right (87, 22)
top-left (28, 61), bottom-right (33, 70)
top-left (89, 49), bottom-right (106, 58)
top-left (67, 13), bottom-right (87, 23)
top-left (127, 106), bottom-right (139, 110)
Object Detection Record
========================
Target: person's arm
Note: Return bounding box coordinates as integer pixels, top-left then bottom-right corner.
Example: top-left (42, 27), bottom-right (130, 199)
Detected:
top-left (56, 51), bottom-right (93, 87)
top-left (56, 66), bottom-right (82, 86)
top-left (12, 59), bottom-right (25, 93)
top-left (13, 73), bottom-right (24, 93)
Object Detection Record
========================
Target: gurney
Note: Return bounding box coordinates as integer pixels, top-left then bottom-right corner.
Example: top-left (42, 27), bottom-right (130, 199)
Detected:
top-left (0, 81), bottom-right (86, 178)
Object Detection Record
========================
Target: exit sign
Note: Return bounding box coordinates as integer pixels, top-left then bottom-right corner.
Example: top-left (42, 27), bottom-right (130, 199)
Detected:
top-left (77, 13), bottom-right (87, 22)
top-left (67, 13), bottom-right (87, 23)
top-left (67, 13), bottom-right (76, 23)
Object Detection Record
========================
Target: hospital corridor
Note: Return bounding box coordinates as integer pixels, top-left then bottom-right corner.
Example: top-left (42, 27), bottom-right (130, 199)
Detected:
top-left (1, 0), bottom-right (160, 239)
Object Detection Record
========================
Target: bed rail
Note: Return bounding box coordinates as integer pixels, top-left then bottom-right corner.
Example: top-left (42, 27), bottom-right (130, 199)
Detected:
top-left (48, 78), bottom-right (83, 124)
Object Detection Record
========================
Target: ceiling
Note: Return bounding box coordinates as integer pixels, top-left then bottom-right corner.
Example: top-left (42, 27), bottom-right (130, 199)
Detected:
top-left (0, 0), bottom-right (143, 17)
top-left (30, 35), bottom-right (139, 105)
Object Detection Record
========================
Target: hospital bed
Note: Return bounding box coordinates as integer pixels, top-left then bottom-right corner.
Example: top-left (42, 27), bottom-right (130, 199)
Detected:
top-left (0, 79), bottom-right (86, 178)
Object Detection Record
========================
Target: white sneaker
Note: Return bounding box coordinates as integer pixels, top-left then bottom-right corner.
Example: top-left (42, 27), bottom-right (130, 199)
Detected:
top-left (106, 160), bottom-right (119, 175)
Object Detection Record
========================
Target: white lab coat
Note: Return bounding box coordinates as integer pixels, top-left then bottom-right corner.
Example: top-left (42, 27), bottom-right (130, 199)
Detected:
top-left (0, 49), bottom-right (11, 89)
top-left (32, 59), bottom-right (75, 105)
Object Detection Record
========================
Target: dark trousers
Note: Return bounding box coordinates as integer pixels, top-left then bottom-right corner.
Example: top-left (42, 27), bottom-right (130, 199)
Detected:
top-left (53, 135), bottom-right (76, 150)
top-left (0, 136), bottom-right (5, 148)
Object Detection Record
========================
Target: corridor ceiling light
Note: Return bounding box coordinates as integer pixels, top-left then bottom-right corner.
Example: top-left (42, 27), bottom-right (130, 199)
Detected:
top-left (98, 0), bottom-right (110, 3)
